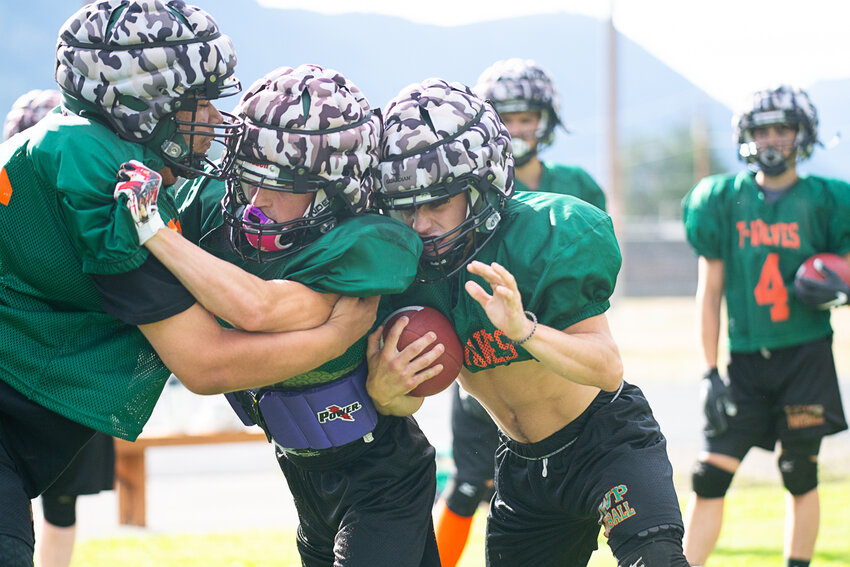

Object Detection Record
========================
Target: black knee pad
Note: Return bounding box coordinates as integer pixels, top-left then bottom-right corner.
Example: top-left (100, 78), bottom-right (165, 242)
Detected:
top-left (614, 525), bottom-right (690, 567)
top-left (0, 534), bottom-right (34, 567)
top-left (41, 494), bottom-right (77, 528)
top-left (691, 461), bottom-right (734, 498)
top-left (445, 479), bottom-right (492, 517)
top-left (779, 438), bottom-right (821, 496)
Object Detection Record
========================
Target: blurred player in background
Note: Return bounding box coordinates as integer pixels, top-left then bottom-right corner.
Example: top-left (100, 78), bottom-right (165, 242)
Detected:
top-left (376, 78), bottom-right (689, 567)
top-left (474, 58), bottom-right (606, 208)
top-left (430, 57), bottom-right (610, 567)
top-left (4, 88), bottom-right (116, 567)
top-left (123, 64), bottom-right (441, 567)
top-left (681, 84), bottom-right (849, 567)
top-left (3, 90), bottom-right (60, 141)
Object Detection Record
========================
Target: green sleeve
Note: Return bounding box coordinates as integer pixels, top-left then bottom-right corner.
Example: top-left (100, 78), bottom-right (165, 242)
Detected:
top-left (824, 178), bottom-right (850, 256)
top-left (508, 193), bottom-right (619, 331)
top-left (682, 174), bottom-right (732, 259)
top-left (484, 193), bottom-right (619, 334)
top-left (29, 118), bottom-right (168, 275)
top-left (535, 162), bottom-right (607, 211)
top-left (272, 215), bottom-right (423, 296)
top-left (572, 167), bottom-right (607, 211)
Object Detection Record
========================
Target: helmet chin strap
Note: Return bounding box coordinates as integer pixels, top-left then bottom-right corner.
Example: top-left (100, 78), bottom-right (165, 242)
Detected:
top-left (511, 138), bottom-right (537, 167)
top-left (757, 148), bottom-right (789, 176)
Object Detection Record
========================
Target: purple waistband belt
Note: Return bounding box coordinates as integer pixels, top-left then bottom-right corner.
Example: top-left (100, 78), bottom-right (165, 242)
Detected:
top-left (224, 364), bottom-right (378, 450)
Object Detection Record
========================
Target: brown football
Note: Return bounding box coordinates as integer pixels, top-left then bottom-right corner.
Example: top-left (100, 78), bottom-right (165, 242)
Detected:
top-left (382, 306), bottom-right (463, 397)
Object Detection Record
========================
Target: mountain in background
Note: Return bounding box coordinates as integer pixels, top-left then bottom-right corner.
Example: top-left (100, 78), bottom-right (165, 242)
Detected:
top-left (3, 1), bottom-right (849, 190)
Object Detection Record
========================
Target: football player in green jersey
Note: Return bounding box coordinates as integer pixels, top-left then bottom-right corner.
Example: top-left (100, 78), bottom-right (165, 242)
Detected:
top-left (374, 79), bottom-right (689, 567)
top-left (474, 58), bottom-right (606, 209)
top-left (118, 64), bottom-right (442, 567)
top-left (432, 58), bottom-right (610, 567)
top-left (681, 85), bottom-right (850, 567)
top-left (4, 88), bottom-right (116, 567)
top-left (0, 3), bottom-right (374, 565)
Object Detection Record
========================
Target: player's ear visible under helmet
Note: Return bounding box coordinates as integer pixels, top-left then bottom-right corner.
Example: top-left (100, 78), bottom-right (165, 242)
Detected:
top-left (733, 84), bottom-right (820, 176)
top-left (473, 58), bottom-right (564, 167)
top-left (54, 0), bottom-right (245, 180)
top-left (378, 78), bottom-right (514, 282)
top-left (222, 64), bottom-right (381, 262)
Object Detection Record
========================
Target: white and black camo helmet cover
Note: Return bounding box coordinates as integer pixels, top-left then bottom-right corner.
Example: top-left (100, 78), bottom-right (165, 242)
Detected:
top-left (378, 78), bottom-right (514, 280)
top-left (237, 64), bottom-right (379, 213)
top-left (379, 78), bottom-right (513, 200)
top-left (223, 64), bottom-right (381, 261)
top-left (3, 89), bottom-right (62, 140)
top-left (55, 0), bottom-right (241, 165)
top-left (733, 84), bottom-right (820, 174)
top-left (473, 58), bottom-right (563, 161)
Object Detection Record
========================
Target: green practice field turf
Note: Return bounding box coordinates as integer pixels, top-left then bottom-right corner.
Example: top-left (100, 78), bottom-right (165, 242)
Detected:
top-left (71, 479), bottom-right (850, 566)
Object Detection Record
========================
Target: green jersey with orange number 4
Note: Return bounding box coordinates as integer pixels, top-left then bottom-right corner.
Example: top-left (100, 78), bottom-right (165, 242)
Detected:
top-left (682, 171), bottom-right (850, 352)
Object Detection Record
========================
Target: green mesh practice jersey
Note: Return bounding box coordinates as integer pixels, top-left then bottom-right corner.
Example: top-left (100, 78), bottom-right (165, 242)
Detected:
top-left (0, 108), bottom-right (179, 440)
top-left (516, 162), bottom-right (607, 211)
top-left (388, 191), bottom-right (621, 372)
top-left (179, 177), bottom-right (423, 390)
top-left (682, 171), bottom-right (850, 352)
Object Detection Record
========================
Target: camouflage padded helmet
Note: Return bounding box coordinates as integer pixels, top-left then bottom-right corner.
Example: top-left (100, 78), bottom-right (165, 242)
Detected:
top-left (733, 85), bottom-right (819, 175)
top-left (55, 0), bottom-right (244, 178)
top-left (3, 89), bottom-right (62, 140)
top-left (474, 58), bottom-right (563, 164)
top-left (378, 78), bottom-right (514, 281)
top-left (223, 64), bottom-right (382, 262)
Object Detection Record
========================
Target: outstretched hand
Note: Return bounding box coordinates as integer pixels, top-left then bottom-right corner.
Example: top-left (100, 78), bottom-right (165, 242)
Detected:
top-left (465, 260), bottom-right (533, 342)
top-left (113, 160), bottom-right (166, 245)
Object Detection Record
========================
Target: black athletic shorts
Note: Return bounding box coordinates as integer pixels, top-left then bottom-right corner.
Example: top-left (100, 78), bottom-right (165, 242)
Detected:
top-left (276, 414), bottom-right (440, 567)
top-left (450, 382), bottom-right (499, 486)
top-left (486, 382), bottom-right (684, 567)
top-left (0, 380), bottom-right (95, 547)
top-left (42, 432), bottom-right (114, 499)
top-left (709, 336), bottom-right (848, 458)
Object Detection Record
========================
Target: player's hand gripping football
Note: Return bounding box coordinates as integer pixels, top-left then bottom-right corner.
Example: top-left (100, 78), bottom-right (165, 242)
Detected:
top-left (465, 260), bottom-right (533, 343)
top-left (365, 317), bottom-right (443, 414)
top-left (701, 368), bottom-right (737, 438)
top-left (796, 258), bottom-right (850, 309)
top-left (113, 160), bottom-right (165, 245)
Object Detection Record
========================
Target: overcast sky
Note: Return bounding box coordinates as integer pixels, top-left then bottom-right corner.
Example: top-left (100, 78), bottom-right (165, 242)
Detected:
top-left (259, 0), bottom-right (850, 109)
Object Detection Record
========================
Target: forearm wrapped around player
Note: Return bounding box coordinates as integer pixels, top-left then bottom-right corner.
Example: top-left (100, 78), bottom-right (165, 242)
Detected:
top-left (113, 161), bottom-right (337, 332)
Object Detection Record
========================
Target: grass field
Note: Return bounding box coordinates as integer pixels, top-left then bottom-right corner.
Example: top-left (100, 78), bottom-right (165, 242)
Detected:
top-left (68, 297), bottom-right (850, 566)
top-left (72, 479), bottom-right (850, 566)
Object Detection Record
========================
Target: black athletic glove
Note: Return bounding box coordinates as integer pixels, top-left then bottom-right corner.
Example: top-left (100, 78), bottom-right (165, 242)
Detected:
top-left (700, 368), bottom-right (737, 438)
top-left (795, 261), bottom-right (850, 310)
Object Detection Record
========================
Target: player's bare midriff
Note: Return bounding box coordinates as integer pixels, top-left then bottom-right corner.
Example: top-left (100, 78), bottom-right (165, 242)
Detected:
top-left (460, 359), bottom-right (601, 444)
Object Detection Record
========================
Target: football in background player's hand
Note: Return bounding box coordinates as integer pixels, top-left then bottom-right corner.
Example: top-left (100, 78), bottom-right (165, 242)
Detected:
top-left (794, 253), bottom-right (850, 310)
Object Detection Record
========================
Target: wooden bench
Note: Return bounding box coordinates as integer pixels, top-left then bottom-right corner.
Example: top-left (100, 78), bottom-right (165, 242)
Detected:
top-left (114, 429), bottom-right (268, 527)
